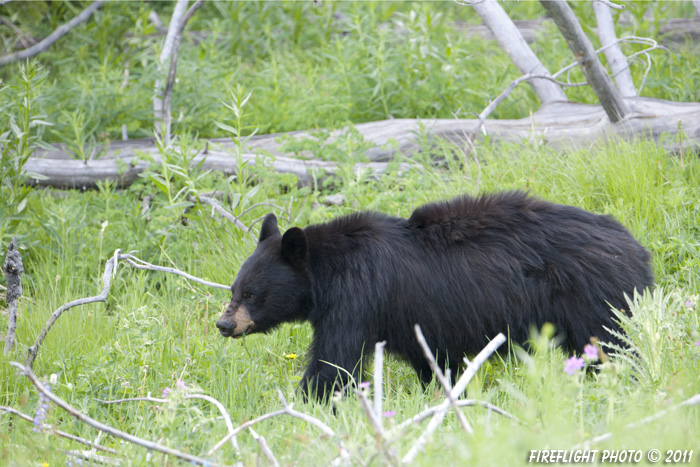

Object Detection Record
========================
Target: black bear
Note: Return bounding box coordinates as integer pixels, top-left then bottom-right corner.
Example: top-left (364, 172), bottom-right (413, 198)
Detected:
top-left (216, 191), bottom-right (653, 401)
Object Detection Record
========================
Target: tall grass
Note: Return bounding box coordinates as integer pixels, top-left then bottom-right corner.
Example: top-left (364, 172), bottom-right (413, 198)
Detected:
top-left (1, 1), bottom-right (699, 465)
top-left (2, 136), bottom-right (699, 465)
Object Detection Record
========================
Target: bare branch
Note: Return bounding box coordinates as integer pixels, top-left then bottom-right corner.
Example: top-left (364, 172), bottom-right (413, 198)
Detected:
top-left (162, 0), bottom-right (205, 144)
top-left (354, 388), bottom-right (385, 437)
top-left (154, 0), bottom-right (188, 137)
top-left (3, 238), bottom-right (23, 353)
top-left (469, 0), bottom-right (566, 105)
top-left (392, 398), bottom-right (523, 434)
top-left (593, 0), bottom-right (636, 96)
top-left (402, 333), bottom-right (506, 463)
top-left (248, 428), bottom-right (279, 467)
top-left (414, 325), bottom-right (473, 434)
top-left (98, 393), bottom-right (242, 463)
top-left (208, 389), bottom-right (336, 457)
top-left (10, 362), bottom-right (218, 466)
top-left (275, 389), bottom-right (336, 437)
top-left (476, 35), bottom-right (664, 132)
top-left (206, 409), bottom-right (286, 456)
top-left (0, 406), bottom-right (117, 454)
top-left (25, 249), bottom-right (120, 368)
top-left (194, 195), bottom-right (258, 242)
top-left (595, 0), bottom-right (624, 10)
top-left (403, 405), bottom-right (448, 463)
top-left (373, 341), bottom-right (386, 431)
top-left (119, 252), bottom-right (230, 290)
top-left (26, 249), bottom-right (229, 368)
top-left (0, 1), bottom-right (104, 66)
top-left (574, 394), bottom-right (700, 449)
top-left (540, 0), bottom-right (630, 122)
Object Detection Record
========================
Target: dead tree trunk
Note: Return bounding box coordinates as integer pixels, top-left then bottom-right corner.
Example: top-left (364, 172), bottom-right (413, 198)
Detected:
top-left (0, 1), bottom-right (103, 66)
top-left (3, 238), bottom-right (24, 354)
top-left (471, 0), bottom-right (567, 105)
top-left (539, 0), bottom-right (631, 122)
top-left (592, 0), bottom-right (636, 97)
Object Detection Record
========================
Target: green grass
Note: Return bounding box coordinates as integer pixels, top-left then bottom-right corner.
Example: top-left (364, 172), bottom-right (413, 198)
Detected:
top-left (1, 1), bottom-right (700, 465)
top-left (1, 138), bottom-right (699, 465)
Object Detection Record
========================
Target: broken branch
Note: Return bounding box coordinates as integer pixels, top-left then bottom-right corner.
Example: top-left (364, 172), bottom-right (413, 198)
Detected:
top-left (0, 1), bottom-right (104, 66)
top-left (10, 362), bottom-right (218, 466)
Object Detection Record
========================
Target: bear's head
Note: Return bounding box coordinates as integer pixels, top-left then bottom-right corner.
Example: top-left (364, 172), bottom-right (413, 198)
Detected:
top-left (216, 213), bottom-right (313, 339)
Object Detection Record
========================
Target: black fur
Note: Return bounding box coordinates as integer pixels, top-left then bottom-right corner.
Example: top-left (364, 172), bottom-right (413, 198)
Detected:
top-left (216, 191), bottom-right (653, 401)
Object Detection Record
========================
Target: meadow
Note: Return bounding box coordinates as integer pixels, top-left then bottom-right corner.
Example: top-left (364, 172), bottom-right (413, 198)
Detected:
top-left (1, 2), bottom-right (699, 465)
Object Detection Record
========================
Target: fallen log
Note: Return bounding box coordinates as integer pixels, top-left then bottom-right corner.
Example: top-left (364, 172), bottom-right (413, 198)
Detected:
top-left (24, 147), bottom-right (412, 189)
top-left (25, 97), bottom-right (700, 189)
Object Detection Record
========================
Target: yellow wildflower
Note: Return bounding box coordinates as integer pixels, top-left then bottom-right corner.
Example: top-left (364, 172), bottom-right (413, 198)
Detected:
top-left (285, 353), bottom-right (298, 360)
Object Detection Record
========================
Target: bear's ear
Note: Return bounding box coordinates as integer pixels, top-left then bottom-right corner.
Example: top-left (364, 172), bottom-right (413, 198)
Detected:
top-left (259, 213), bottom-right (281, 243)
top-left (281, 227), bottom-right (308, 268)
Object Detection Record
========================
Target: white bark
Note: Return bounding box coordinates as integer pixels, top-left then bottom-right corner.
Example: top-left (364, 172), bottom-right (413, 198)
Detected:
top-left (471, 0), bottom-right (567, 105)
top-left (593, 0), bottom-right (636, 97)
top-left (0, 1), bottom-right (103, 66)
top-left (24, 97), bottom-right (700, 189)
top-left (24, 147), bottom-right (411, 189)
top-left (162, 0), bottom-right (204, 144)
top-left (154, 0), bottom-right (189, 137)
top-left (3, 239), bottom-right (23, 354)
top-left (540, 0), bottom-right (630, 122)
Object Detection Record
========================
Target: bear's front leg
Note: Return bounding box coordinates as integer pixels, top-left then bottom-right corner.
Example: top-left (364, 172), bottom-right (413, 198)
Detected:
top-left (298, 328), bottom-right (369, 402)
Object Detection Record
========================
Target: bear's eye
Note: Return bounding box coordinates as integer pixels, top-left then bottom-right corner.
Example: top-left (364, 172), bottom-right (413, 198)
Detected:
top-left (242, 291), bottom-right (255, 300)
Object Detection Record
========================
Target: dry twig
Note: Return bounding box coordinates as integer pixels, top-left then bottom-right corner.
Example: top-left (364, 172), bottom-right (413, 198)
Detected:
top-left (402, 333), bottom-right (506, 463)
top-left (207, 389), bottom-right (337, 457)
top-left (573, 394), bottom-right (700, 449)
top-left (3, 238), bottom-right (23, 353)
top-left (25, 249), bottom-right (120, 368)
top-left (10, 362), bottom-right (218, 466)
top-left (162, 0), bottom-right (205, 144)
top-left (120, 252), bottom-right (230, 290)
top-left (193, 194), bottom-right (257, 241)
top-left (414, 325), bottom-right (473, 434)
top-left (0, 405), bottom-right (117, 454)
top-left (0, 1), bottom-right (103, 66)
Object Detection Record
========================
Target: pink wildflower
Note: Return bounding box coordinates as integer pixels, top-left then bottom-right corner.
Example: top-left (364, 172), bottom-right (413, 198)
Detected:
top-left (583, 344), bottom-right (598, 361)
top-left (564, 356), bottom-right (585, 375)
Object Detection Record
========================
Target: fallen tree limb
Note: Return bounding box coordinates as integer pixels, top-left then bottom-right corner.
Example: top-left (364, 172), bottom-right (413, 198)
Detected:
top-left (25, 250), bottom-right (119, 369)
top-left (471, 0), bottom-right (566, 105)
top-left (24, 97), bottom-right (700, 189)
top-left (0, 1), bottom-right (103, 66)
top-left (25, 146), bottom-right (413, 189)
top-left (3, 238), bottom-right (23, 354)
top-left (9, 362), bottom-right (218, 466)
top-left (161, 0), bottom-right (204, 144)
top-left (573, 393), bottom-right (700, 449)
top-left (540, 0), bottom-right (630, 122)
top-left (25, 249), bottom-right (230, 368)
top-left (0, 405), bottom-right (117, 454)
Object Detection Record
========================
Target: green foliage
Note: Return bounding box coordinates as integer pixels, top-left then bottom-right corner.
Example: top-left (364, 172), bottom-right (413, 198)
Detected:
top-left (606, 289), bottom-right (700, 389)
top-left (1, 1), bottom-right (700, 465)
top-left (0, 62), bottom-right (51, 247)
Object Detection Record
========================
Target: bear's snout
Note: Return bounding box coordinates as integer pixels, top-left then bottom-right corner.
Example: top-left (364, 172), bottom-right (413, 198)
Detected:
top-left (216, 305), bottom-right (256, 338)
